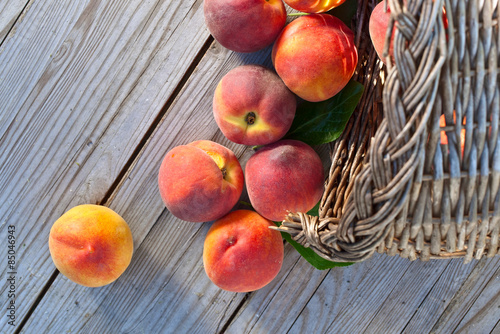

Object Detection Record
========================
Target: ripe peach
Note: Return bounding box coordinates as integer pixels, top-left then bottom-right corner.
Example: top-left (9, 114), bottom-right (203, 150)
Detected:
top-left (203, 210), bottom-right (284, 292)
top-left (440, 113), bottom-right (466, 156)
top-left (369, 1), bottom-right (394, 65)
top-left (272, 14), bottom-right (358, 102)
top-left (204, 0), bottom-right (287, 53)
top-left (213, 65), bottom-right (296, 146)
top-left (245, 139), bottom-right (324, 221)
top-left (369, 1), bottom-right (448, 65)
top-left (284, 0), bottom-right (346, 13)
top-left (48, 204), bottom-right (134, 288)
top-left (158, 140), bottom-right (244, 223)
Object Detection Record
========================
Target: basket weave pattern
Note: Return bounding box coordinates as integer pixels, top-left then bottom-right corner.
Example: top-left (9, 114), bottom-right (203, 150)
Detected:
top-left (277, 0), bottom-right (500, 263)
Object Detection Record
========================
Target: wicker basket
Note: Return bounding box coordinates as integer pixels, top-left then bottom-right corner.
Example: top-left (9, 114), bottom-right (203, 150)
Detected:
top-left (276, 0), bottom-right (500, 263)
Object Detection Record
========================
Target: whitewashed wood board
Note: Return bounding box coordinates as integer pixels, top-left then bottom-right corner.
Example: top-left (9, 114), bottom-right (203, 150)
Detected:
top-left (401, 258), bottom-right (478, 333)
top-left (2, 0), bottom-right (499, 332)
top-left (18, 15), bottom-right (335, 329)
top-left (429, 257), bottom-right (500, 333)
top-left (0, 0), bottom-right (211, 331)
top-left (18, 34), bottom-right (275, 332)
top-left (0, 0), bottom-right (29, 44)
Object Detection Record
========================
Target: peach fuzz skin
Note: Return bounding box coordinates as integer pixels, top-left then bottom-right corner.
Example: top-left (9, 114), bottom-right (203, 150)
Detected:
top-left (158, 140), bottom-right (244, 223)
top-left (204, 0), bottom-right (286, 53)
top-left (284, 0), bottom-right (346, 13)
top-left (48, 204), bottom-right (134, 288)
top-left (369, 1), bottom-right (393, 65)
top-left (272, 14), bottom-right (357, 102)
top-left (213, 65), bottom-right (296, 146)
top-left (245, 140), bottom-right (325, 222)
top-left (203, 210), bottom-right (284, 292)
top-left (369, 1), bottom-right (448, 65)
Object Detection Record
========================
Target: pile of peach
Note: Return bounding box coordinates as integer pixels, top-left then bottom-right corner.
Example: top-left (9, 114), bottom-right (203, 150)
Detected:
top-left (157, 0), bottom-right (360, 292)
top-left (48, 0), bottom-right (418, 292)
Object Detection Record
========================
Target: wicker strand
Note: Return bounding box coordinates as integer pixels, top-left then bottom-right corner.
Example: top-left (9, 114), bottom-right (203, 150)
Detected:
top-left (275, 0), bottom-right (500, 263)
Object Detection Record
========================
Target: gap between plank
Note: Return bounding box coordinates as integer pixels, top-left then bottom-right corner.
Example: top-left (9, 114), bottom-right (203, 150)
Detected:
top-left (14, 34), bottom-right (215, 333)
top-left (14, 269), bottom-right (59, 334)
top-left (217, 242), bottom-right (314, 334)
top-left (0, 0), bottom-right (32, 48)
top-left (429, 258), bottom-right (494, 333)
top-left (218, 293), bottom-right (251, 334)
top-left (399, 260), bottom-right (454, 333)
top-left (99, 34), bottom-right (215, 206)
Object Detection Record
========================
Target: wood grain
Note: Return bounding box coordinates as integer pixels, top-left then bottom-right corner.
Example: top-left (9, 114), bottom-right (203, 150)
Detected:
top-left (362, 260), bottom-right (471, 333)
top-left (0, 0), bottom-right (29, 43)
top-left (18, 33), bottom-right (281, 332)
top-left (452, 261), bottom-right (500, 333)
top-left (283, 254), bottom-right (412, 333)
top-left (491, 321), bottom-right (500, 334)
top-left (0, 0), bottom-right (210, 331)
top-left (0, 0), bottom-right (92, 142)
top-left (226, 254), bottom-right (378, 333)
top-left (430, 257), bottom-right (500, 333)
top-left (401, 259), bottom-right (477, 333)
top-left (2, 0), bottom-right (499, 332)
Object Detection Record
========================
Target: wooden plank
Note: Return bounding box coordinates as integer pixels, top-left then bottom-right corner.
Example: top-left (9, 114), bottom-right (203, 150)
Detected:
top-left (492, 321), bottom-right (500, 334)
top-left (0, 0), bottom-right (29, 43)
top-left (19, 210), bottom-right (248, 333)
top-left (452, 262), bottom-right (500, 333)
top-left (429, 257), bottom-right (500, 333)
top-left (18, 7), bottom-right (337, 327)
top-left (0, 0), bottom-right (90, 137)
top-left (17, 34), bottom-right (277, 331)
top-left (223, 249), bottom-right (330, 333)
top-left (284, 254), bottom-right (413, 333)
top-left (362, 259), bottom-right (473, 333)
top-left (224, 253), bottom-right (418, 333)
top-left (0, 0), bottom-right (211, 331)
top-left (225, 254), bottom-right (379, 333)
top-left (401, 259), bottom-right (477, 333)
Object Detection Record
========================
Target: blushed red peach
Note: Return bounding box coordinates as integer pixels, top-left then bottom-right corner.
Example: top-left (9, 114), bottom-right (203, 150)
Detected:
top-left (203, 210), bottom-right (284, 292)
top-left (245, 139), bottom-right (325, 221)
top-left (272, 14), bottom-right (358, 102)
top-left (48, 204), bottom-right (134, 287)
top-left (213, 65), bottom-right (296, 146)
top-left (369, 1), bottom-right (394, 65)
top-left (204, 0), bottom-right (287, 53)
top-left (369, 1), bottom-right (448, 65)
top-left (158, 140), bottom-right (244, 222)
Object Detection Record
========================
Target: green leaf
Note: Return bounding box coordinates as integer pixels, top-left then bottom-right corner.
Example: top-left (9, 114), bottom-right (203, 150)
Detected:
top-left (285, 79), bottom-right (364, 146)
top-left (328, 0), bottom-right (358, 27)
top-left (275, 202), bottom-right (354, 270)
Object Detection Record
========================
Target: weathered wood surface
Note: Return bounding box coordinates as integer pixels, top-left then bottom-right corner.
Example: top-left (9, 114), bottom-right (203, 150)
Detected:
top-left (0, 0), bottom-right (28, 43)
top-left (1, 0), bottom-right (499, 333)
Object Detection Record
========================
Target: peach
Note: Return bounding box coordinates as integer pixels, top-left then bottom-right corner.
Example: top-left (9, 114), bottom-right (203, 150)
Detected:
top-left (48, 204), bottom-right (133, 288)
top-left (203, 210), bottom-right (284, 292)
top-left (369, 1), bottom-right (448, 65)
top-left (204, 0), bottom-right (287, 53)
top-left (245, 139), bottom-right (324, 221)
top-left (369, 1), bottom-right (394, 65)
top-left (158, 140), bottom-right (244, 222)
top-left (440, 113), bottom-right (466, 156)
top-left (272, 14), bottom-right (358, 102)
top-left (213, 65), bottom-right (296, 146)
top-left (284, 0), bottom-right (346, 13)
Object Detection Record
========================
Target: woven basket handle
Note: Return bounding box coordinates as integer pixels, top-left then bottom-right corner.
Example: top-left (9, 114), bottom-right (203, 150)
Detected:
top-left (276, 0), bottom-right (451, 262)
